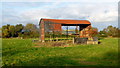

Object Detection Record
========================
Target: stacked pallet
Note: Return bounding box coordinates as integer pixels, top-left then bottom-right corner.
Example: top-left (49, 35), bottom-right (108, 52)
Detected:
top-left (87, 37), bottom-right (98, 44)
top-left (73, 37), bottom-right (98, 44)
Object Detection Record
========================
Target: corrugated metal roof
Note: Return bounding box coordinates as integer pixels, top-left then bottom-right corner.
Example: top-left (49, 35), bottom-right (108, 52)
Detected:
top-left (41, 18), bottom-right (91, 24)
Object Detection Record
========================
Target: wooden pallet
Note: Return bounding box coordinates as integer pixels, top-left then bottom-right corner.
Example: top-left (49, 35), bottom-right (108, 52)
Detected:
top-left (87, 41), bottom-right (98, 44)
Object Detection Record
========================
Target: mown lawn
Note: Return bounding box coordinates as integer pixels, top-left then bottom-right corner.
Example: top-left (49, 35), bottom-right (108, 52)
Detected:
top-left (2, 38), bottom-right (118, 66)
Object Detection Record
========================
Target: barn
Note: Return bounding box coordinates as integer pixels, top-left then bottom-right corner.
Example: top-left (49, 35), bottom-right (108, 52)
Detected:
top-left (39, 18), bottom-right (93, 43)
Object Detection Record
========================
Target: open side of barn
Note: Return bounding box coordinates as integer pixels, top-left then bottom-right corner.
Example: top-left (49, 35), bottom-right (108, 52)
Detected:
top-left (39, 18), bottom-right (94, 43)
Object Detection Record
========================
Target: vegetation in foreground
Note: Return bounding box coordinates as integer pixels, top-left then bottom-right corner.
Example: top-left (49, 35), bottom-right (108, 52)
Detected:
top-left (2, 38), bottom-right (118, 66)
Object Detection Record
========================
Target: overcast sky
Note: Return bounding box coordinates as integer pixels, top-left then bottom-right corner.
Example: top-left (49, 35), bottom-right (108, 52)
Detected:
top-left (0, 0), bottom-right (119, 31)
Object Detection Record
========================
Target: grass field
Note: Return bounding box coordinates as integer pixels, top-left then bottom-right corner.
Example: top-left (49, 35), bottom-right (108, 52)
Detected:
top-left (2, 38), bottom-right (118, 66)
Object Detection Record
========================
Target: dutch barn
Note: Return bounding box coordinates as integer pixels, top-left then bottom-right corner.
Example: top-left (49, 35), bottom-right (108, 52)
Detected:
top-left (39, 18), bottom-right (92, 42)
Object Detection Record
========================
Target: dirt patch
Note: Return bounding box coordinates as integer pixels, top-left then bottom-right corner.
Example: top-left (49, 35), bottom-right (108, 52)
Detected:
top-left (79, 61), bottom-right (97, 65)
top-left (52, 42), bottom-right (65, 46)
top-left (33, 46), bottom-right (41, 48)
top-left (33, 40), bottom-right (74, 47)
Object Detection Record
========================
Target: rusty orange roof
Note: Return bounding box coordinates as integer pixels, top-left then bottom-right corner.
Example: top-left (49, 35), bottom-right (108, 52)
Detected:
top-left (41, 18), bottom-right (91, 24)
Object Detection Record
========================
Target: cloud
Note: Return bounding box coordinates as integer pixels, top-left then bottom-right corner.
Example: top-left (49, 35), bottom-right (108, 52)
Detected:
top-left (88, 7), bottom-right (117, 22)
top-left (1, 0), bottom-right (119, 2)
top-left (1, 2), bottom-right (118, 30)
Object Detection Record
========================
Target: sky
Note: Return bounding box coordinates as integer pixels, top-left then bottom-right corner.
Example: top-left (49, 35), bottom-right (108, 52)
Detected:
top-left (0, 0), bottom-right (119, 31)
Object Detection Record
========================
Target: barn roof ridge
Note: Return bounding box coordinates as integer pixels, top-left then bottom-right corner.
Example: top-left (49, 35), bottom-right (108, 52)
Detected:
top-left (40, 18), bottom-right (91, 24)
top-left (41, 18), bottom-right (89, 21)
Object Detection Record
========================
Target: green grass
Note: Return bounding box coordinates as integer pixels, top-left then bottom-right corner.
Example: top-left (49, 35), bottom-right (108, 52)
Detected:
top-left (2, 38), bottom-right (118, 66)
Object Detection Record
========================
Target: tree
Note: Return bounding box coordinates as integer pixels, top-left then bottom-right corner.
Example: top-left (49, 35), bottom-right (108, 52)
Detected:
top-left (98, 31), bottom-right (108, 37)
top-left (23, 23), bottom-right (39, 38)
top-left (15, 24), bottom-right (24, 37)
top-left (1, 23), bottom-right (40, 38)
top-left (99, 25), bottom-right (119, 37)
top-left (106, 26), bottom-right (113, 36)
top-left (2, 24), bottom-right (10, 38)
top-left (103, 25), bottom-right (119, 37)
top-left (9, 25), bottom-right (16, 37)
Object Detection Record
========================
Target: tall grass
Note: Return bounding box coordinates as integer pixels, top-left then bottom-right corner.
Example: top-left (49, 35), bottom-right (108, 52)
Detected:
top-left (2, 38), bottom-right (118, 66)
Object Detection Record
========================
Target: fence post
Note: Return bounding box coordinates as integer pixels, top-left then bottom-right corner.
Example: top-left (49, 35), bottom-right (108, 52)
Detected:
top-left (73, 37), bottom-right (75, 44)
